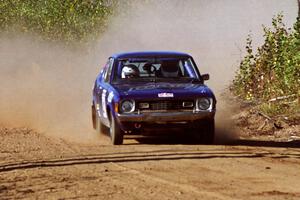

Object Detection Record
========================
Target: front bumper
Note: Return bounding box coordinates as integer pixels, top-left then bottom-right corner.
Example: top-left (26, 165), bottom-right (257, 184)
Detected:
top-left (117, 110), bottom-right (215, 123)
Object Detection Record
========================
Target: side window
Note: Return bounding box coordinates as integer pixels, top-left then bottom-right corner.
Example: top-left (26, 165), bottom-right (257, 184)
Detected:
top-left (104, 58), bottom-right (114, 83)
top-left (99, 63), bottom-right (108, 82)
top-left (178, 60), bottom-right (185, 77)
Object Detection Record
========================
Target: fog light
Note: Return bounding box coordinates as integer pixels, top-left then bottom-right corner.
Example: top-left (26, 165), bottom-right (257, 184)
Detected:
top-left (183, 101), bottom-right (194, 108)
top-left (139, 102), bottom-right (150, 109)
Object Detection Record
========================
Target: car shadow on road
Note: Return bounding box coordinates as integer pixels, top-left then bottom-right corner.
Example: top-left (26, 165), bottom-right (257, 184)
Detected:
top-left (131, 135), bottom-right (300, 148)
top-left (224, 139), bottom-right (300, 149)
top-left (127, 127), bottom-right (300, 149)
top-left (215, 127), bottom-right (300, 149)
top-left (129, 135), bottom-right (206, 145)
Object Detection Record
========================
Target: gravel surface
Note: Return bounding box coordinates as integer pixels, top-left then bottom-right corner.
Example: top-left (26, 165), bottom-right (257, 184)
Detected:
top-left (0, 127), bottom-right (300, 200)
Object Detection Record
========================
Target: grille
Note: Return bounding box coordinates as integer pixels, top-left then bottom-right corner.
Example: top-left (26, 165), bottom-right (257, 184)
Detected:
top-left (138, 100), bottom-right (194, 111)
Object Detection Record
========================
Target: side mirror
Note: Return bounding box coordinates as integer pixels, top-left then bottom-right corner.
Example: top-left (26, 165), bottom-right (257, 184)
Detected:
top-left (201, 73), bottom-right (210, 81)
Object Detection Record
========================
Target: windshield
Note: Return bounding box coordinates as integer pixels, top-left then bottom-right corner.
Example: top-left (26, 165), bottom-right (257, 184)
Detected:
top-left (112, 57), bottom-right (200, 83)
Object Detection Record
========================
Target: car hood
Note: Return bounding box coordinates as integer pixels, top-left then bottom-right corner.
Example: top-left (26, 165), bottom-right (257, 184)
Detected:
top-left (113, 82), bottom-right (215, 100)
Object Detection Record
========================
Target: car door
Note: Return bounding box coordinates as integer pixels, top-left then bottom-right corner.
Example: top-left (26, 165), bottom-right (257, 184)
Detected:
top-left (94, 63), bottom-right (106, 116)
top-left (99, 57), bottom-right (114, 126)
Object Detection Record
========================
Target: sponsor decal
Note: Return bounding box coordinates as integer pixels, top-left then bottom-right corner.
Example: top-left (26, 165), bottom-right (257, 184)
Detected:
top-left (107, 91), bottom-right (114, 103)
top-left (102, 89), bottom-right (107, 118)
top-left (96, 104), bottom-right (101, 116)
top-left (158, 93), bottom-right (174, 98)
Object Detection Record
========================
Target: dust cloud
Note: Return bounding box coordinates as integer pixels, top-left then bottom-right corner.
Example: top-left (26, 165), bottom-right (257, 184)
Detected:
top-left (0, 0), bottom-right (297, 142)
top-left (0, 37), bottom-right (99, 142)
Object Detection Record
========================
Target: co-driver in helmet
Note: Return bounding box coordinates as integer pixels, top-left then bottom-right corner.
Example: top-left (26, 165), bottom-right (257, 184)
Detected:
top-left (121, 64), bottom-right (140, 78)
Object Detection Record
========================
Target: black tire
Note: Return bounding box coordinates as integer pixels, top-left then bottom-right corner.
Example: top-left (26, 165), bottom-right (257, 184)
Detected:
top-left (93, 104), bottom-right (109, 135)
top-left (92, 104), bottom-right (97, 130)
top-left (191, 119), bottom-right (215, 144)
top-left (109, 112), bottom-right (124, 145)
top-left (202, 119), bottom-right (215, 144)
top-left (97, 115), bottom-right (109, 135)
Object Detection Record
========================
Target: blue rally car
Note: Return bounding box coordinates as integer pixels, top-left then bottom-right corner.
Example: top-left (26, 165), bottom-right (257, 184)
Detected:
top-left (92, 51), bottom-right (216, 145)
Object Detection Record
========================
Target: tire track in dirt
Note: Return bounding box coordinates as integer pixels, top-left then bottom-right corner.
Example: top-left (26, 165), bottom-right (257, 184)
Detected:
top-left (1, 148), bottom-right (299, 172)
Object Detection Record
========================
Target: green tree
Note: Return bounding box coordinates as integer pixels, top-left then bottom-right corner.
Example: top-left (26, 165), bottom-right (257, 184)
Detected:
top-left (233, 14), bottom-right (300, 117)
top-left (0, 0), bottom-right (115, 43)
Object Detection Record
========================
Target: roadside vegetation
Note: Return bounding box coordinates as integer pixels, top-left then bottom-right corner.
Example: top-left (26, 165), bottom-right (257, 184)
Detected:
top-left (233, 14), bottom-right (300, 122)
top-left (1, 1), bottom-right (298, 124)
top-left (0, 0), bottom-right (115, 43)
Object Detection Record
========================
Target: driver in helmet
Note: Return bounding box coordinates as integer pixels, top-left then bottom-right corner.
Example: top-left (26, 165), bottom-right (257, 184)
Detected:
top-left (121, 64), bottom-right (140, 78)
top-left (159, 60), bottom-right (180, 78)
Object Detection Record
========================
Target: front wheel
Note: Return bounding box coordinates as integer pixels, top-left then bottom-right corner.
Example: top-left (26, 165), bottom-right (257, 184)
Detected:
top-left (93, 104), bottom-right (109, 135)
top-left (109, 113), bottom-right (124, 145)
top-left (96, 113), bottom-right (109, 135)
top-left (202, 119), bottom-right (215, 144)
top-left (92, 104), bottom-right (97, 130)
top-left (191, 119), bottom-right (215, 144)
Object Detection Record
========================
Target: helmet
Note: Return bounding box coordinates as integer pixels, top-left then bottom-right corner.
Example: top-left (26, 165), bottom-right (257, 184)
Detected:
top-left (160, 60), bottom-right (179, 78)
top-left (121, 65), bottom-right (140, 78)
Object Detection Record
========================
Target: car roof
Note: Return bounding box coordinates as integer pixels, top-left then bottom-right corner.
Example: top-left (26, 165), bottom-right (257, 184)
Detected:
top-left (111, 51), bottom-right (192, 59)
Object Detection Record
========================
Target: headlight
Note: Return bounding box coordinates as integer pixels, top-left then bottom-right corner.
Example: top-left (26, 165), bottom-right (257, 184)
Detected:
top-left (120, 100), bottom-right (135, 113)
top-left (197, 98), bottom-right (212, 110)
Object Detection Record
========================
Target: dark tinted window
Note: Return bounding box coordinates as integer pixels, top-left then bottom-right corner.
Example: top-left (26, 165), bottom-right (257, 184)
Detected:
top-left (104, 58), bottom-right (114, 83)
top-left (114, 58), bottom-right (199, 82)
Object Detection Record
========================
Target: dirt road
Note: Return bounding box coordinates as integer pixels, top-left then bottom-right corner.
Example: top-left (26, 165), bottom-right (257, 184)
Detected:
top-left (0, 127), bottom-right (300, 200)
